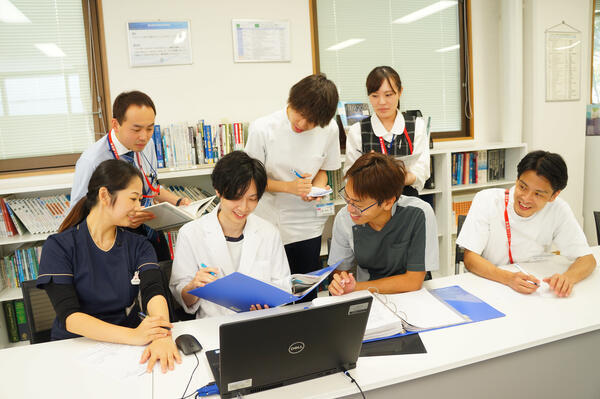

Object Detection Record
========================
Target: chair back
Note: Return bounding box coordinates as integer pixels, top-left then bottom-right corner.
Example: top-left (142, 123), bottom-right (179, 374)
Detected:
top-left (594, 211), bottom-right (600, 245)
top-left (157, 260), bottom-right (195, 322)
top-left (455, 214), bottom-right (468, 274)
top-left (21, 280), bottom-right (55, 344)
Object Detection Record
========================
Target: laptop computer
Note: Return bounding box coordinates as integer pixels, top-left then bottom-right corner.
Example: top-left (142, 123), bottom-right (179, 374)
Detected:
top-left (205, 295), bottom-right (373, 398)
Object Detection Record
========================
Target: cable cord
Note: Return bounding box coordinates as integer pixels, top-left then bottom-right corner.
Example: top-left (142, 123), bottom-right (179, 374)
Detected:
top-left (343, 369), bottom-right (366, 399)
top-left (180, 352), bottom-right (200, 399)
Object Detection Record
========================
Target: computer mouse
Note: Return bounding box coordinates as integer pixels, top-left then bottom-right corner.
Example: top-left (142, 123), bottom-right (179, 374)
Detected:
top-left (175, 334), bottom-right (203, 355)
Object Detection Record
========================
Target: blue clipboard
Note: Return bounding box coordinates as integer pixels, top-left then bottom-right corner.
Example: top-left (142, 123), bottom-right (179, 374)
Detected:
top-left (363, 285), bottom-right (505, 343)
top-left (188, 263), bottom-right (339, 312)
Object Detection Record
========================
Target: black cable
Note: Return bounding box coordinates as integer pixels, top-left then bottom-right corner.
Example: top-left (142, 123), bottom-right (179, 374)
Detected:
top-left (342, 369), bottom-right (366, 399)
top-left (180, 352), bottom-right (200, 399)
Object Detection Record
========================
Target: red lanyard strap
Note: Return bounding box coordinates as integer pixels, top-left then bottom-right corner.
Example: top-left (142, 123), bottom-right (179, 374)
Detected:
top-left (376, 127), bottom-right (413, 155)
top-left (504, 189), bottom-right (514, 264)
top-left (107, 134), bottom-right (160, 197)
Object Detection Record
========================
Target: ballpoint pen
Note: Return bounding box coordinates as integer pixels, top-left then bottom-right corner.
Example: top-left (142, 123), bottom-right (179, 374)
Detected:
top-left (513, 263), bottom-right (540, 286)
top-left (290, 169), bottom-right (304, 179)
top-left (138, 311), bottom-right (171, 330)
top-left (201, 263), bottom-right (217, 276)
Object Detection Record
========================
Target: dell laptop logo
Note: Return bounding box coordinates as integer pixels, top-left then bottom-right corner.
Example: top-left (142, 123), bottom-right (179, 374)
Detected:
top-left (288, 342), bottom-right (305, 354)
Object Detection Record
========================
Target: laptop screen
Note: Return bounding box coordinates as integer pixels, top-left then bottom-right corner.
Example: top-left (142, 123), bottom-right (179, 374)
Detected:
top-left (207, 295), bottom-right (372, 398)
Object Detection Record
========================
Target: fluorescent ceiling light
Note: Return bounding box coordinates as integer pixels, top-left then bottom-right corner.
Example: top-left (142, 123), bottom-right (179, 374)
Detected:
top-left (393, 1), bottom-right (457, 24)
top-left (35, 43), bottom-right (66, 57)
top-left (436, 44), bottom-right (460, 53)
top-left (326, 38), bottom-right (365, 51)
top-left (0, 0), bottom-right (31, 23)
top-left (554, 41), bottom-right (580, 51)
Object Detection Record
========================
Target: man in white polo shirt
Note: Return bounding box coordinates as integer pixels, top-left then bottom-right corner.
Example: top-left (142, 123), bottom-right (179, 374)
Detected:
top-left (457, 150), bottom-right (596, 297)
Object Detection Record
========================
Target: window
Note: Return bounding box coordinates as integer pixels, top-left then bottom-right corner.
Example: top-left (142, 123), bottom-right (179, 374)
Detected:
top-left (592, 0), bottom-right (600, 102)
top-left (0, 0), bottom-right (109, 172)
top-left (312, 0), bottom-right (472, 140)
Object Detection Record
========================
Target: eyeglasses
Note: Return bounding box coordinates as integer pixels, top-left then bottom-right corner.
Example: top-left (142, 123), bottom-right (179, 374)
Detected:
top-left (338, 187), bottom-right (378, 215)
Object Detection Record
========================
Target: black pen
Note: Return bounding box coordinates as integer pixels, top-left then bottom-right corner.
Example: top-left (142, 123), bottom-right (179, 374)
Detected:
top-left (138, 311), bottom-right (171, 330)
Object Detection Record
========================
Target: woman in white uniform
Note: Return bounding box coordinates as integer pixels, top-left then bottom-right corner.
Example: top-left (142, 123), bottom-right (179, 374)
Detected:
top-left (245, 74), bottom-right (341, 282)
top-left (344, 66), bottom-right (430, 196)
top-left (169, 151), bottom-right (291, 318)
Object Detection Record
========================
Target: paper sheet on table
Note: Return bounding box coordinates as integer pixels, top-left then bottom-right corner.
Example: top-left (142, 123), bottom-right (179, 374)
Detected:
top-left (76, 342), bottom-right (149, 380)
top-left (386, 288), bottom-right (466, 329)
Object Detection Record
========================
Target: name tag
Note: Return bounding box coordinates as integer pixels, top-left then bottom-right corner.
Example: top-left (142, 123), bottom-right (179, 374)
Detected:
top-left (130, 271), bottom-right (140, 285)
top-left (315, 202), bottom-right (335, 216)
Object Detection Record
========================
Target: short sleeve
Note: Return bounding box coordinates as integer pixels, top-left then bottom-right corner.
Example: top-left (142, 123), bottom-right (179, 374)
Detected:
top-left (551, 202), bottom-right (593, 260)
top-left (406, 211), bottom-right (427, 272)
top-left (343, 123), bottom-right (362, 175)
top-left (320, 121), bottom-right (342, 171)
top-left (37, 234), bottom-right (74, 286)
top-left (70, 157), bottom-right (95, 209)
top-left (327, 209), bottom-right (355, 271)
top-left (244, 122), bottom-right (267, 164)
top-left (456, 191), bottom-right (492, 254)
top-left (135, 238), bottom-right (159, 274)
top-left (421, 203), bottom-right (439, 271)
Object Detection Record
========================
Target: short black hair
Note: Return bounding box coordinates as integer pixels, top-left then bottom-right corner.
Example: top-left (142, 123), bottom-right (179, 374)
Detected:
top-left (345, 152), bottom-right (405, 203)
top-left (112, 91), bottom-right (156, 124)
top-left (517, 150), bottom-right (568, 192)
top-left (288, 74), bottom-right (339, 128)
top-left (211, 151), bottom-right (267, 200)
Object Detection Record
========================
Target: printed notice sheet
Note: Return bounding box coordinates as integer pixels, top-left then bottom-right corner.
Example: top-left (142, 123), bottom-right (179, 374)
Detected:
top-left (232, 19), bottom-right (290, 62)
top-left (545, 29), bottom-right (581, 101)
top-left (127, 21), bottom-right (192, 67)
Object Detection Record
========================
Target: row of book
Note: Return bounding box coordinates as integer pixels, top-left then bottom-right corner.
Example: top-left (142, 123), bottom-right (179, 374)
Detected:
top-left (451, 149), bottom-right (506, 186)
top-left (152, 121), bottom-right (249, 170)
top-left (326, 169), bottom-right (344, 201)
top-left (0, 246), bottom-right (42, 291)
top-left (3, 299), bottom-right (29, 342)
top-left (0, 195), bottom-right (70, 237)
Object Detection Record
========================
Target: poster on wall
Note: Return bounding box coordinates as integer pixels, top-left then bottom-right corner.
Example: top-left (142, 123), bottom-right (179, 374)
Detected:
top-left (545, 22), bottom-right (581, 102)
top-left (127, 21), bottom-right (192, 67)
top-left (231, 19), bottom-right (290, 62)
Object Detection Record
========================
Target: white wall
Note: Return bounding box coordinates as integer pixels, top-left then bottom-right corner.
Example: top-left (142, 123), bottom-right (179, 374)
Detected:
top-left (523, 0), bottom-right (592, 224)
top-left (101, 0), bottom-right (313, 125)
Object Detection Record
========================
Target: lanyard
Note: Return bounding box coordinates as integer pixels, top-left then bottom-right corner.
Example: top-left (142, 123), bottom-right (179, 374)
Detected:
top-left (504, 189), bottom-right (514, 264)
top-left (107, 134), bottom-right (160, 198)
top-left (377, 127), bottom-right (413, 155)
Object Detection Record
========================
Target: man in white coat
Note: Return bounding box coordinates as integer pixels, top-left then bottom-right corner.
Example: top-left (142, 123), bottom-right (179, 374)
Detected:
top-left (169, 151), bottom-right (291, 318)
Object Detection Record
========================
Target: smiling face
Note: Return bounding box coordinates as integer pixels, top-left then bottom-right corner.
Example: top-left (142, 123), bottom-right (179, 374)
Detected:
top-left (216, 179), bottom-right (259, 230)
top-left (286, 106), bottom-right (316, 133)
top-left (368, 78), bottom-right (401, 121)
top-left (513, 170), bottom-right (560, 217)
top-left (99, 177), bottom-right (143, 226)
top-left (112, 105), bottom-right (155, 152)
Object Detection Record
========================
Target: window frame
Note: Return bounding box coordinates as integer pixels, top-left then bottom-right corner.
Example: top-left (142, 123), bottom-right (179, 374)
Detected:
top-left (309, 0), bottom-right (474, 142)
top-left (0, 0), bottom-right (111, 174)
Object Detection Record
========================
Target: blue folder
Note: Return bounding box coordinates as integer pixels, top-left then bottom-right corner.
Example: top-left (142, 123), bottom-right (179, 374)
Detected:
top-left (188, 263), bottom-right (339, 312)
top-left (364, 285), bottom-right (505, 343)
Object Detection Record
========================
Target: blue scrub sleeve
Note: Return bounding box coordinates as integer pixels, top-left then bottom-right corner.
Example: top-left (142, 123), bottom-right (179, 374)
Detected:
top-left (36, 235), bottom-right (74, 287)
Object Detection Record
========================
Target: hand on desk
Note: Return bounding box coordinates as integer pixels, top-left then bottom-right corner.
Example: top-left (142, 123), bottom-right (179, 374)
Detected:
top-left (507, 271), bottom-right (540, 295)
top-left (141, 335), bottom-right (181, 373)
top-left (249, 304), bottom-right (270, 311)
top-left (543, 273), bottom-right (574, 297)
top-left (128, 210), bottom-right (156, 229)
top-left (328, 271), bottom-right (356, 296)
top-left (130, 315), bottom-right (173, 345)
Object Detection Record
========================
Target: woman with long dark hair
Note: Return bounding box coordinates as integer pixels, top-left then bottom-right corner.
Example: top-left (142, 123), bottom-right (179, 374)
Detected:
top-left (36, 159), bottom-right (180, 373)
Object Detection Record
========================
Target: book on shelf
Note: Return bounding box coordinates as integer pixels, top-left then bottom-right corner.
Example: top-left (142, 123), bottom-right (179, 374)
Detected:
top-left (3, 300), bottom-right (19, 343)
top-left (3, 195), bottom-right (70, 236)
top-left (451, 149), bottom-right (506, 186)
top-left (424, 155), bottom-right (435, 189)
top-left (1, 246), bottom-right (42, 290)
top-left (13, 299), bottom-right (29, 341)
top-left (153, 119), bottom-right (248, 169)
top-left (143, 196), bottom-right (217, 231)
top-left (452, 194), bottom-right (473, 230)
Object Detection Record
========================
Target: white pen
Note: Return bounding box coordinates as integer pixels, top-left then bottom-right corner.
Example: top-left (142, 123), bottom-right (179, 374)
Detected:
top-left (513, 263), bottom-right (540, 286)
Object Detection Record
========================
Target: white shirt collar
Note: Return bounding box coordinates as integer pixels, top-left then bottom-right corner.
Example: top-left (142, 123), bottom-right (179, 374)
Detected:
top-left (110, 129), bottom-right (131, 156)
top-left (371, 110), bottom-right (406, 142)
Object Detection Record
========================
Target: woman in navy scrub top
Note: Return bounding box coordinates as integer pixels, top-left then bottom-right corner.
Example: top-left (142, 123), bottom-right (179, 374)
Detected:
top-left (37, 159), bottom-right (180, 373)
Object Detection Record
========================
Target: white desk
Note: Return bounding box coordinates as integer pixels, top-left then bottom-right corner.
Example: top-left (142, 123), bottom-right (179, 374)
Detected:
top-left (2, 251), bottom-right (600, 399)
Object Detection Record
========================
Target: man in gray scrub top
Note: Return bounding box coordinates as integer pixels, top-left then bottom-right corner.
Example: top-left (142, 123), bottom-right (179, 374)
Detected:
top-left (328, 152), bottom-right (438, 295)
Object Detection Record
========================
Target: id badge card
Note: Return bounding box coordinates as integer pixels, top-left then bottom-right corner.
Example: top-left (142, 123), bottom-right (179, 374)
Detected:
top-left (315, 202), bottom-right (335, 216)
